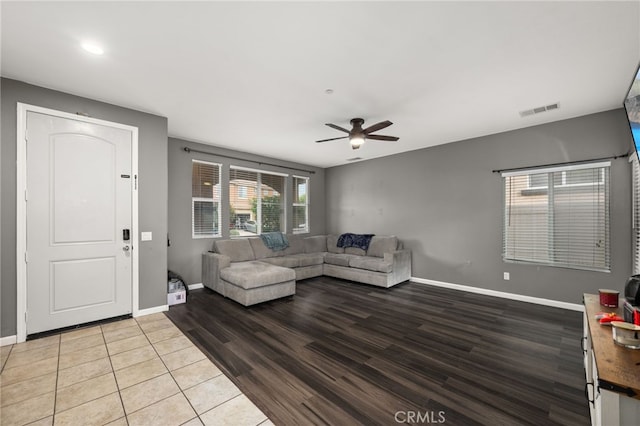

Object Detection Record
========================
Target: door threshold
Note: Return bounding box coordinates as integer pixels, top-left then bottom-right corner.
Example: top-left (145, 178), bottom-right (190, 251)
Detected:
top-left (26, 314), bottom-right (133, 341)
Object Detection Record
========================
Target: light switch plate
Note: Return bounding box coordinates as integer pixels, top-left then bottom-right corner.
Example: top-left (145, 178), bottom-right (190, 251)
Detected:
top-left (141, 231), bottom-right (153, 241)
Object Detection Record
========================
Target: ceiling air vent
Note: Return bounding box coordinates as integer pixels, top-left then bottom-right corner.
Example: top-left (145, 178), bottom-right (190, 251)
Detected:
top-left (346, 157), bottom-right (363, 162)
top-left (519, 102), bottom-right (559, 118)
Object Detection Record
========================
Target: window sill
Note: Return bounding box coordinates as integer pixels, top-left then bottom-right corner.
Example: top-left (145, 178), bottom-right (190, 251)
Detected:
top-left (503, 258), bottom-right (610, 273)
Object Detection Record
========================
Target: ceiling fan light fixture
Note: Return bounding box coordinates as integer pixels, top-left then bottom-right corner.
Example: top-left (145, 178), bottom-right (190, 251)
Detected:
top-left (316, 117), bottom-right (397, 149)
top-left (349, 135), bottom-right (365, 149)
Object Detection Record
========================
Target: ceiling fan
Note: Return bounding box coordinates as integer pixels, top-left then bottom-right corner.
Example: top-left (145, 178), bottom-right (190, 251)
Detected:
top-left (316, 118), bottom-right (399, 150)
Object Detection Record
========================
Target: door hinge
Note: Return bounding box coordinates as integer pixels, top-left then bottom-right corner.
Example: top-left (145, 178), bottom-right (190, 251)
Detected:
top-left (25, 129), bottom-right (28, 142)
top-left (24, 189), bottom-right (28, 201)
top-left (24, 252), bottom-right (28, 263)
top-left (598, 379), bottom-right (638, 398)
top-left (134, 175), bottom-right (138, 190)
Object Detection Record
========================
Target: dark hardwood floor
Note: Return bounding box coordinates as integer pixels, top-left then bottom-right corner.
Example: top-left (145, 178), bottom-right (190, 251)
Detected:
top-left (166, 277), bottom-right (590, 426)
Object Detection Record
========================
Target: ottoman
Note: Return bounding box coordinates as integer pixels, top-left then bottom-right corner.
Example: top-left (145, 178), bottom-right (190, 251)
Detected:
top-left (219, 261), bottom-right (296, 306)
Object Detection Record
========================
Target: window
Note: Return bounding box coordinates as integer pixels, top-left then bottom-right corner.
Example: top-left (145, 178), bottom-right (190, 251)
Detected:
top-left (238, 186), bottom-right (248, 199)
top-left (192, 160), bottom-right (221, 238)
top-left (633, 155), bottom-right (640, 274)
top-left (528, 173), bottom-right (548, 189)
top-left (503, 162), bottom-right (610, 271)
top-left (229, 167), bottom-right (285, 236)
top-left (293, 176), bottom-right (309, 234)
top-left (528, 169), bottom-right (605, 189)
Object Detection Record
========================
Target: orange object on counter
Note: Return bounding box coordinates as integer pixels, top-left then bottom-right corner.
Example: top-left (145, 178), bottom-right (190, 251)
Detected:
top-left (596, 311), bottom-right (625, 324)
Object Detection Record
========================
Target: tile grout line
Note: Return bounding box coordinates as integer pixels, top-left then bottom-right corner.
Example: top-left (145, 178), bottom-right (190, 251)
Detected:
top-left (1, 316), bottom-right (266, 426)
top-left (51, 334), bottom-right (61, 425)
top-left (52, 329), bottom-right (126, 423)
top-left (0, 344), bottom-right (14, 374)
top-left (198, 393), bottom-right (253, 419)
top-left (101, 322), bottom-right (131, 426)
top-left (136, 314), bottom-right (203, 424)
top-left (143, 314), bottom-right (263, 423)
top-left (0, 339), bottom-right (59, 424)
top-left (155, 314), bottom-right (269, 426)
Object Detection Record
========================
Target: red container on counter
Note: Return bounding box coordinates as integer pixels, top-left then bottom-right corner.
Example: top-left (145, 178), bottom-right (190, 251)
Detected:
top-left (599, 289), bottom-right (620, 308)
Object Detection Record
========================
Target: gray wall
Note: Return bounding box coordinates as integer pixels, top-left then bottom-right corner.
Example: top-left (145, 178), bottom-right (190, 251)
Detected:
top-left (168, 137), bottom-right (325, 285)
top-left (325, 109), bottom-right (633, 304)
top-left (1, 78), bottom-right (168, 337)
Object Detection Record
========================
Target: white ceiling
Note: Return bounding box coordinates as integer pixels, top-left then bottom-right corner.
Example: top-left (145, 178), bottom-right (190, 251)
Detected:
top-left (2, 1), bottom-right (639, 168)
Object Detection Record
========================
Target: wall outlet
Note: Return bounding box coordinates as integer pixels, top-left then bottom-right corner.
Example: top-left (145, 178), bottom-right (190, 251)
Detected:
top-left (503, 272), bottom-right (510, 280)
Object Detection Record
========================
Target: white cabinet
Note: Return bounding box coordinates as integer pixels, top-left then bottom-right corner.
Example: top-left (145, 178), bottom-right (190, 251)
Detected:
top-left (583, 296), bottom-right (640, 426)
top-left (582, 313), bottom-right (596, 422)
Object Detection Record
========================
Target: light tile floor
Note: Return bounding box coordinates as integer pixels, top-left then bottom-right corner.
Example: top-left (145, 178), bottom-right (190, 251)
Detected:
top-left (0, 313), bottom-right (274, 426)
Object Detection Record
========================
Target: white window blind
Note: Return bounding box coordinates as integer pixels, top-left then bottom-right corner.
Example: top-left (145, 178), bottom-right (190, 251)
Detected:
top-left (632, 155), bottom-right (640, 274)
top-left (292, 176), bottom-right (309, 234)
top-left (192, 160), bottom-right (221, 238)
top-left (503, 162), bottom-right (610, 271)
top-left (229, 167), bottom-right (285, 236)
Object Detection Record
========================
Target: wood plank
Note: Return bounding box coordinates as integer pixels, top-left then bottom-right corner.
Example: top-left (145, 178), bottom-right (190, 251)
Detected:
top-left (166, 278), bottom-right (590, 425)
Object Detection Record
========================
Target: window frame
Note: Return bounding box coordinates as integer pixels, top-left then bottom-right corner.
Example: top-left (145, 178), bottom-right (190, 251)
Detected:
top-left (503, 161), bottom-right (610, 272)
top-left (292, 175), bottom-right (310, 234)
top-left (191, 159), bottom-right (222, 239)
top-left (229, 166), bottom-right (287, 237)
top-left (527, 168), bottom-right (605, 190)
top-left (632, 154), bottom-right (640, 275)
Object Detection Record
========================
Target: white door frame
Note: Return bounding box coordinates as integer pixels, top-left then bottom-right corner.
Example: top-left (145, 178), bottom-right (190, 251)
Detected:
top-left (16, 103), bottom-right (139, 343)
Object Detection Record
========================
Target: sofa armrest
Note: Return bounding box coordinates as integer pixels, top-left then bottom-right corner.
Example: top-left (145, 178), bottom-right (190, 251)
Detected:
top-left (202, 252), bottom-right (230, 295)
top-left (384, 249), bottom-right (412, 284)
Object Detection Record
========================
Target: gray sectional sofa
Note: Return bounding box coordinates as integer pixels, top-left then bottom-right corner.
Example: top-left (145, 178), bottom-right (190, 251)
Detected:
top-left (202, 234), bottom-right (411, 306)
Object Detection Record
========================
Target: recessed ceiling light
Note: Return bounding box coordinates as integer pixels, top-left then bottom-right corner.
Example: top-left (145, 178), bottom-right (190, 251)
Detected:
top-left (325, 89), bottom-right (334, 95)
top-left (81, 42), bottom-right (104, 55)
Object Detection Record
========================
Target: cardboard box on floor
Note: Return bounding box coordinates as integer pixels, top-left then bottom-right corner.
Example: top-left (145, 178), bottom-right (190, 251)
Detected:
top-left (168, 289), bottom-right (186, 305)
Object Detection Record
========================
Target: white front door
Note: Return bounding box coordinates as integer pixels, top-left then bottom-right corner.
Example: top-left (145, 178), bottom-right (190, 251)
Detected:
top-left (25, 110), bottom-right (133, 335)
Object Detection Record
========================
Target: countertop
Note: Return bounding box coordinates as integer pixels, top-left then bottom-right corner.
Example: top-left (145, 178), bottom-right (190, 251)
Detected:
top-left (584, 293), bottom-right (640, 399)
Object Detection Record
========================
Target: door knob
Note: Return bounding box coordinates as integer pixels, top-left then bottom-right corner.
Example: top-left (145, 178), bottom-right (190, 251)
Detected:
top-left (123, 245), bottom-right (130, 252)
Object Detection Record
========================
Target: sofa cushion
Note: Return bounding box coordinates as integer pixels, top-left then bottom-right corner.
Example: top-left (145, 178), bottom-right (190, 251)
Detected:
top-left (367, 236), bottom-right (399, 258)
top-left (345, 247), bottom-right (366, 256)
top-left (290, 253), bottom-right (325, 267)
top-left (249, 237), bottom-right (282, 260)
top-left (215, 239), bottom-right (255, 262)
top-left (304, 235), bottom-right (327, 253)
top-left (284, 234), bottom-right (305, 255)
top-left (348, 256), bottom-right (393, 273)
top-left (326, 235), bottom-right (345, 254)
top-left (221, 261), bottom-right (295, 289)
top-left (324, 253), bottom-right (358, 267)
top-left (260, 256), bottom-right (300, 268)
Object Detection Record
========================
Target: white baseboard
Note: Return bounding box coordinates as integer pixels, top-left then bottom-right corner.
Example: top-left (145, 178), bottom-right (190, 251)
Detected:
top-left (134, 305), bottom-right (169, 318)
top-left (411, 277), bottom-right (584, 312)
top-left (0, 335), bottom-right (18, 347)
top-left (188, 283), bottom-right (204, 290)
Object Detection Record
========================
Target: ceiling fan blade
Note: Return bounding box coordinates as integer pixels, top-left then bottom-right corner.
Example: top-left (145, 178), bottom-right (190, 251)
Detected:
top-left (325, 123), bottom-right (350, 133)
top-left (366, 134), bottom-right (399, 141)
top-left (316, 136), bottom-right (348, 143)
top-left (363, 120), bottom-right (392, 134)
